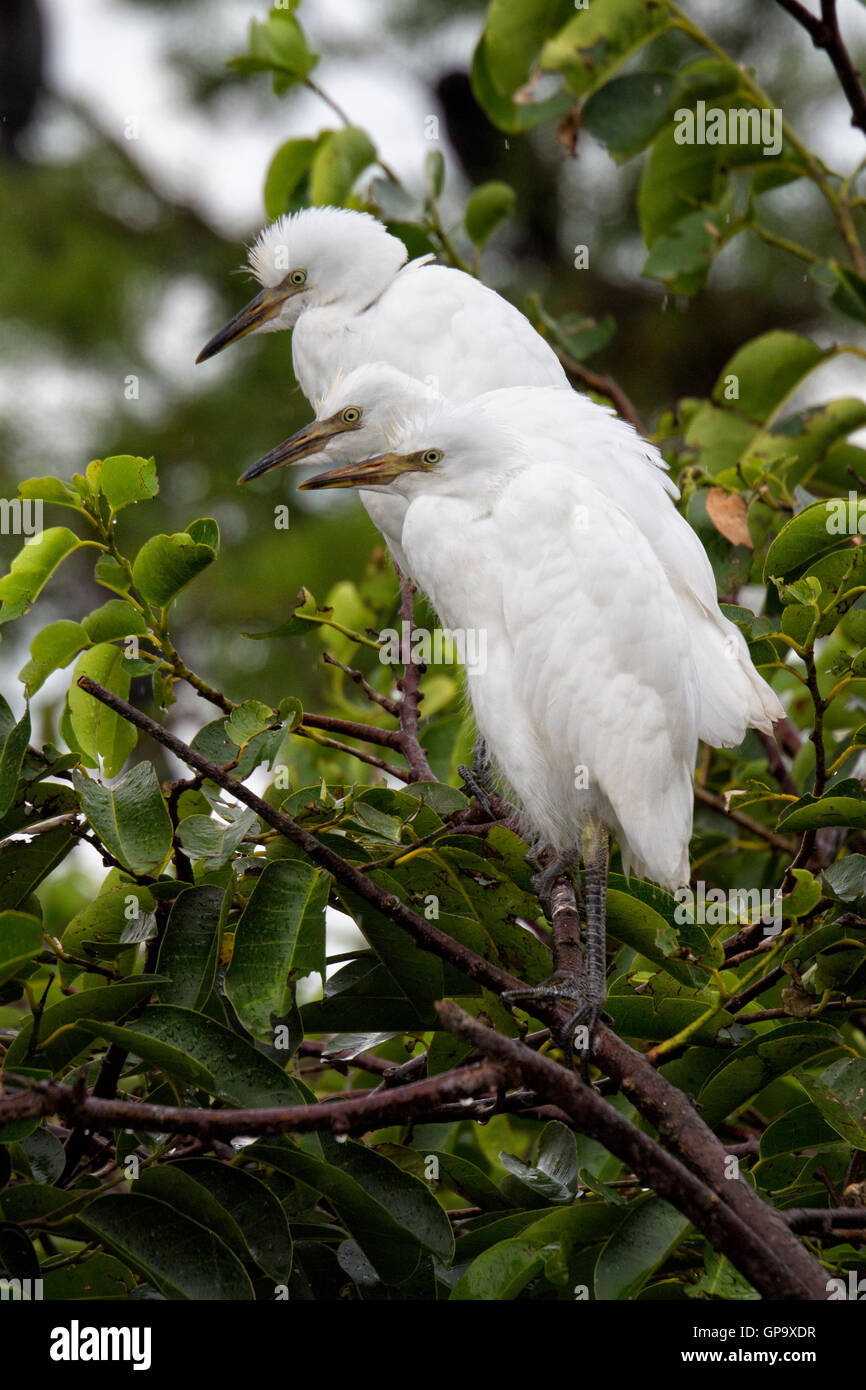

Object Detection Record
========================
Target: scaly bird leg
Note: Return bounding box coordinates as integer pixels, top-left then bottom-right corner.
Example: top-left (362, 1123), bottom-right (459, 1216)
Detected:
top-left (458, 737), bottom-right (510, 820)
top-left (503, 827), bottom-right (611, 1077)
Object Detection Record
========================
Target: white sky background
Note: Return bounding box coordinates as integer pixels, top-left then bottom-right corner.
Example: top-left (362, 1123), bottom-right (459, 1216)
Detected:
top-left (4, 0), bottom-right (866, 940)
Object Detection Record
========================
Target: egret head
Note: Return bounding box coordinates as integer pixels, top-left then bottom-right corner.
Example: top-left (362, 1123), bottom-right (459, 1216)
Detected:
top-left (237, 363), bottom-right (440, 484)
top-left (196, 208), bottom-right (408, 363)
top-left (297, 400), bottom-right (520, 496)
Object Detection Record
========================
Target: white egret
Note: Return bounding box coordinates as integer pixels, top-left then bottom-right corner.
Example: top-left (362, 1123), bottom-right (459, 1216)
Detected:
top-left (242, 364), bottom-right (784, 751)
top-left (195, 207), bottom-right (568, 407)
top-left (288, 376), bottom-right (784, 1056)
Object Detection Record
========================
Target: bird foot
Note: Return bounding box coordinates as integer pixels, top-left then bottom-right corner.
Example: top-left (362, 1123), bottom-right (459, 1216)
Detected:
top-left (502, 972), bottom-right (611, 1080)
top-left (458, 763), bottom-right (497, 820)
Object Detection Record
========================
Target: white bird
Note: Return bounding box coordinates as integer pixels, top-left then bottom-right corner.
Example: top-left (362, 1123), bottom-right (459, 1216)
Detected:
top-left (244, 362), bottom-right (785, 752)
top-left (196, 206), bottom-right (568, 406)
top-left (283, 369), bottom-right (784, 1053)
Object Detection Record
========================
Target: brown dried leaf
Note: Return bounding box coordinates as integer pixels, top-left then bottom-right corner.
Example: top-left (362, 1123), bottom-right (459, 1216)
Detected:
top-left (706, 487), bottom-right (753, 548)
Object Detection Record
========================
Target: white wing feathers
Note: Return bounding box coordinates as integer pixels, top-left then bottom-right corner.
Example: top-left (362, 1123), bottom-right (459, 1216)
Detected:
top-left (495, 468), bottom-right (699, 889)
top-left (485, 389), bottom-right (784, 747)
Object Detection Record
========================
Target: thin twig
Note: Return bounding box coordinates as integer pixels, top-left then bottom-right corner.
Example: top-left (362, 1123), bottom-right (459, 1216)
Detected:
top-left (773, 0), bottom-right (866, 139)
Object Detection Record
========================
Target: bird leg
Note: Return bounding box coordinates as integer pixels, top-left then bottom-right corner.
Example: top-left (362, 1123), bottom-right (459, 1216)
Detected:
top-left (458, 737), bottom-right (499, 820)
top-left (503, 826), bottom-right (611, 1076)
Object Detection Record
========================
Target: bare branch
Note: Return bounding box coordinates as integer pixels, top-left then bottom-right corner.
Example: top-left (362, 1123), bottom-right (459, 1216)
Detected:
top-left (774, 0), bottom-right (866, 139)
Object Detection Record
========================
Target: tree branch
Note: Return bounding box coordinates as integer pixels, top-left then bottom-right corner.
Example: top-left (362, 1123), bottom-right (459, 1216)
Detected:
top-left (394, 571), bottom-right (435, 781)
top-left (0, 1062), bottom-right (505, 1140)
top-left (774, 0), bottom-right (866, 139)
top-left (72, 677), bottom-right (829, 1298)
top-left (435, 1002), bottom-right (829, 1300)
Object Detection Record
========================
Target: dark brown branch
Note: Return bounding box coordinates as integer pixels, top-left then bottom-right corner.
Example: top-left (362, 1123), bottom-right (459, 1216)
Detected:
top-left (293, 726), bottom-right (404, 780)
top-left (784, 1206), bottom-right (866, 1234)
top-left (774, 0), bottom-right (866, 138)
top-left (394, 572), bottom-right (435, 782)
top-left (694, 784), bottom-right (798, 854)
top-left (550, 875), bottom-right (582, 976)
top-left (1, 1062), bottom-right (504, 1141)
top-left (322, 651), bottom-right (400, 716)
top-left (435, 1003), bottom-right (828, 1300)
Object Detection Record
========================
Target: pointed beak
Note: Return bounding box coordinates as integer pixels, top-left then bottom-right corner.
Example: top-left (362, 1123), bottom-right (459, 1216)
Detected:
top-left (196, 282), bottom-right (303, 363)
top-left (238, 418), bottom-right (342, 484)
top-left (299, 451), bottom-right (428, 491)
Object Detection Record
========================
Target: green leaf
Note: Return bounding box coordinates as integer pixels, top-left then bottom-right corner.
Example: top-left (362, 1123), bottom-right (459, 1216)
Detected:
top-left (464, 181), bottom-right (516, 247)
top-left (764, 499), bottom-right (856, 582)
top-left (82, 600), bottom-right (147, 644)
top-left (19, 1127), bottom-right (64, 1184)
top-left (87, 455), bottom-right (158, 512)
top-left (309, 127), bottom-right (377, 207)
top-left (826, 261), bottom-right (866, 325)
top-left (225, 859), bottom-right (328, 1041)
top-left (177, 808), bottom-right (259, 868)
top-left (225, 700), bottom-right (276, 746)
top-left (73, 763), bottom-right (173, 875)
top-left (60, 874), bottom-right (155, 974)
top-left (175, 1158), bottom-right (293, 1282)
top-left (19, 620), bottom-right (90, 696)
top-left (796, 1058), bottom-right (866, 1150)
top-left (714, 332), bottom-right (828, 422)
top-left (451, 1237), bottom-right (547, 1300)
top-left (0, 912), bottom-right (43, 985)
top-left (695, 1021), bottom-right (844, 1127)
top-left (779, 794), bottom-right (866, 833)
top-left (131, 531), bottom-right (217, 609)
top-left (0, 823), bottom-right (76, 910)
top-left (75, 1019), bottom-right (217, 1092)
top-left (596, 1196), bottom-right (691, 1300)
top-left (3, 975), bottom-right (163, 1071)
top-left (81, 1194), bottom-right (254, 1300)
top-left (253, 1134), bottom-right (454, 1283)
top-left (186, 517), bottom-right (220, 552)
top-left (17, 476), bottom-right (83, 510)
top-left (0, 528), bottom-right (83, 625)
top-left (67, 644), bottom-right (137, 775)
top-left (231, 11), bottom-right (318, 93)
top-left (93, 556), bottom-right (131, 596)
top-left (541, 0), bottom-right (670, 98)
top-left (425, 149), bottom-right (445, 200)
top-left (500, 1121), bottom-right (578, 1205)
top-left (482, 0), bottom-right (571, 98)
top-left (638, 126), bottom-right (719, 250)
top-left (264, 137), bottom-right (317, 219)
top-left (129, 1005), bottom-right (306, 1106)
top-left (471, 31), bottom-right (573, 133)
top-left (823, 855), bottom-right (866, 903)
top-left (583, 71), bottom-right (675, 160)
top-left (0, 700), bottom-right (30, 817)
top-left (155, 884), bottom-right (225, 1010)
top-left (41, 1253), bottom-right (136, 1300)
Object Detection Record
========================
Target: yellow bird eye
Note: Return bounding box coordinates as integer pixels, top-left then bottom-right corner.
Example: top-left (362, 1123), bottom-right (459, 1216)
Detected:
top-left (423, 449), bottom-right (442, 466)
top-left (341, 406), bottom-right (362, 424)
top-left (290, 268), bottom-right (307, 285)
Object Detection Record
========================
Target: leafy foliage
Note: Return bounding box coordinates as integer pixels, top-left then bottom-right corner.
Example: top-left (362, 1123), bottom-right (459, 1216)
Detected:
top-left (1, 0), bottom-right (865, 1303)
